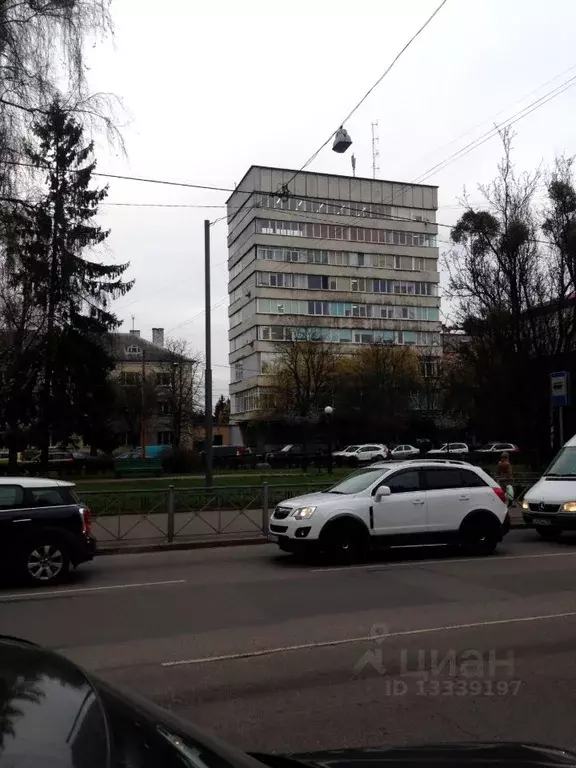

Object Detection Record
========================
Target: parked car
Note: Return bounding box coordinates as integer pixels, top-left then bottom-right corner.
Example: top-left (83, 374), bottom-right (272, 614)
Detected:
top-left (268, 458), bottom-right (509, 560)
top-left (427, 442), bottom-right (469, 455)
top-left (23, 449), bottom-right (77, 475)
top-left (476, 442), bottom-right (519, 454)
top-left (0, 477), bottom-right (95, 585)
top-left (389, 444), bottom-right (420, 459)
top-left (522, 432), bottom-right (576, 540)
top-left (332, 444), bottom-right (388, 466)
top-left (266, 444), bottom-right (328, 469)
top-left (202, 445), bottom-right (256, 470)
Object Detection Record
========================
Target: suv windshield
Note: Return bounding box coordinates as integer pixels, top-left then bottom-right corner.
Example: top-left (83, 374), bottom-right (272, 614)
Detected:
top-left (480, 443), bottom-right (497, 450)
top-left (342, 445), bottom-right (359, 452)
top-left (544, 447), bottom-right (576, 476)
top-left (327, 467), bottom-right (385, 494)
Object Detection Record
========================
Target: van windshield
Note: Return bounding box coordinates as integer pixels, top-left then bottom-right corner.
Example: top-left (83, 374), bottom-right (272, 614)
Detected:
top-left (327, 467), bottom-right (385, 494)
top-left (544, 447), bottom-right (576, 476)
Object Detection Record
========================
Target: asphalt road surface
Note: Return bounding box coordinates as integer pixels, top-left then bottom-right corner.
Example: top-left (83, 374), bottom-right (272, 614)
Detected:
top-left (3, 531), bottom-right (576, 755)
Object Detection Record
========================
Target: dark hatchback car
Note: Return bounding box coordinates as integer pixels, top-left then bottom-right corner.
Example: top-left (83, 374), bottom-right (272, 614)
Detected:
top-left (1, 635), bottom-right (575, 768)
top-left (0, 478), bottom-right (95, 585)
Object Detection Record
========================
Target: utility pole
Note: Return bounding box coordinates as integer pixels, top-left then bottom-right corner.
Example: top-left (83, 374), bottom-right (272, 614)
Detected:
top-left (141, 349), bottom-right (147, 459)
top-left (204, 220), bottom-right (213, 487)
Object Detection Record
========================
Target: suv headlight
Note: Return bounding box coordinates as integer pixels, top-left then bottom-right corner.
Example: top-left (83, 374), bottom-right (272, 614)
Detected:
top-left (562, 501), bottom-right (576, 512)
top-left (291, 506), bottom-right (316, 520)
top-left (521, 501), bottom-right (529, 510)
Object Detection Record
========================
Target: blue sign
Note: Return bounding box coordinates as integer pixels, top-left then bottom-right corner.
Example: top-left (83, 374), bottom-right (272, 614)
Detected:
top-left (551, 371), bottom-right (570, 407)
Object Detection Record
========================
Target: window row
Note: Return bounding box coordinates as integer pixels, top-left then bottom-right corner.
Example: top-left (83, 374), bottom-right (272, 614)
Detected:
top-left (230, 328), bottom-right (256, 352)
top-left (119, 371), bottom-right (172, 387)
top-left (256, 246), bottom-right (431, 272)
top-left (258, 325), bottom-right (440, 346)
top-left (232, 388), bottom-right (261, 414)
top-left (230, 308), bottom-right (244, 328)
top-left (229, 284), bottom-right (246, 304)
top-left (256, 219), bottom-right (437, 248)
top-left (253, 192), bottom-right (434, 224)
top-left (256, 271), bottom-right (438, 296)
top-left (256, 298), bottom-right (439, 321)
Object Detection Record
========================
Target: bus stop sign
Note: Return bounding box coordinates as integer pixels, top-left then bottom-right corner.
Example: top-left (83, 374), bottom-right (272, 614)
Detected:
top-left (551, 371), bottom-right (570, 407)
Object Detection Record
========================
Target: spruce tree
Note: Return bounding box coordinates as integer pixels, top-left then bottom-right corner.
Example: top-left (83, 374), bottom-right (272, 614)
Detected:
top-left (15, 100), bottom-right (133, 463)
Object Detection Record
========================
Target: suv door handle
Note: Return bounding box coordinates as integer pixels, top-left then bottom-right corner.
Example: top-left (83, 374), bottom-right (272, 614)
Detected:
top-left (458, 495), bottom-right (470, 501)
top-left (412, 499), bottom-right (425, 505)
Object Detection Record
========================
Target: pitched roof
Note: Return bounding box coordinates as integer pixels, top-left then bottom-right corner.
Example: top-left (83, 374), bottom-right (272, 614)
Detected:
top-left (108, 333), bottom-right (190, 363)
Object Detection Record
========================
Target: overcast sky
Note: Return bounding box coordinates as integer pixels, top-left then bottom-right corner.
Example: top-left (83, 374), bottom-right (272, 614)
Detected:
top-left (85, 0), bottom-right (576, 398)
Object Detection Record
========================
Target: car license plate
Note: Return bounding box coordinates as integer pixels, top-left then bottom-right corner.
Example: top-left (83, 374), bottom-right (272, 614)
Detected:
top-left (532, 517), bottom-right (551, 526)
top-left (267, 533), bottom-right (278, 542)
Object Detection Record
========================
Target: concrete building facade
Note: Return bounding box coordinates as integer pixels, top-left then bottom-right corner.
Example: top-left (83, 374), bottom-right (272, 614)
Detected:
top-left (227, 165), bottom-right (441, 423)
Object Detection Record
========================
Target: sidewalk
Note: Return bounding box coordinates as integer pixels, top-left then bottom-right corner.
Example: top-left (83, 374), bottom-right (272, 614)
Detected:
top-left (95, 504), bottom-right (526, 555)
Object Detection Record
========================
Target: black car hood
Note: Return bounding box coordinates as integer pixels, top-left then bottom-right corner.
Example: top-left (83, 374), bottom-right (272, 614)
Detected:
top-left (251, 743), bottom-right (576, 768)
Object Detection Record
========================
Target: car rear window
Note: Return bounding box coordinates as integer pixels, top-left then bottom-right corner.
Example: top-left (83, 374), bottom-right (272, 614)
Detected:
top-left (31, 487), bottom-right (75, 506)
top-left (0, 485), bottom-right (23, 509)
top-left (460, 469), bottom-right (488, 487)
top-left (424, 468), bottom-right (463, 490)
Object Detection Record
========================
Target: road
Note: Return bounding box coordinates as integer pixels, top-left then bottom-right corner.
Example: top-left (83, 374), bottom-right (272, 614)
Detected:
top-left (3, 531), bottom-right (576, 754)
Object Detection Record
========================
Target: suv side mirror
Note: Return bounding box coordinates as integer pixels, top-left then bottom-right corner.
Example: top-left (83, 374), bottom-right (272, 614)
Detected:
top-left (374, 486), bottom-right (391, 503)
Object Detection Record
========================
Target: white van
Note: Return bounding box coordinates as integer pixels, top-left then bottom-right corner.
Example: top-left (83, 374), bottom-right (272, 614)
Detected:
top-left (522, 434), bottom-right (576, 539)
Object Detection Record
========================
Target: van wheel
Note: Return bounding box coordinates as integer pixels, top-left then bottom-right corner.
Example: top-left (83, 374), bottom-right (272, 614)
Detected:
top-left (459, 514), bottom-right (499, 555)
top-left (320, 521), bottom-right (368, 564)
top-left (535, 526), bottom-right (562, 541)
top-left (22, 539), bottom-right (70, 585)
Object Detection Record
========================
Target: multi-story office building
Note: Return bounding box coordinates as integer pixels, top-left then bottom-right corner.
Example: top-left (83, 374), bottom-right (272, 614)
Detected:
top-left (227, 165), bottom-right (441, 424)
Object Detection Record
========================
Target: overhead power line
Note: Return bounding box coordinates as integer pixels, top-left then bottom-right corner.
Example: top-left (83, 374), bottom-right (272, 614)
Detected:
top-left (280, 0), bottom-right (450, 194)
top-left (414, 72), bottom-right (576, 184)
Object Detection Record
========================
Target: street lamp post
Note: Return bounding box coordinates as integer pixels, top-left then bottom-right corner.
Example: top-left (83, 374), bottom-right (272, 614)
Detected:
top-left (324, 406), bottom-right (334, 474)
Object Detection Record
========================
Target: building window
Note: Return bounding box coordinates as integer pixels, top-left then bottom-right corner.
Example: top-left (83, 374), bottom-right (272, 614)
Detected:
top-left (120, 371), bottom-right (140, 386)
top-left (156, 372), bottom-right (171, 387)
top-left (255, 219), bottom-right (437, 248)
top-left (158, 402), bottom-right (172, 416)
top-left (254, 245), bottom-right (436, 271)
top-left (234, 361), bottom-right (244, 382)
top-left (157, 431), bottom-right (173, 446)
top-left (125, 345), bottom-right (142, 356)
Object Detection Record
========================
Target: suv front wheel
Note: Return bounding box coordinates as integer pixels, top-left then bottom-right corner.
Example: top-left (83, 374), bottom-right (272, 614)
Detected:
top-left (22, 538), bottom-right (70, 585)
top-left (320, 520), bottom-right (368, 564)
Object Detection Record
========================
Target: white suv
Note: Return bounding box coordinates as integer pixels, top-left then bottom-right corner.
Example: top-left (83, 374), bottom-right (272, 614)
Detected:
top-left (268, 459), bottom-right (509, 560)
top-left (332, 444), bottom-right (388, 464)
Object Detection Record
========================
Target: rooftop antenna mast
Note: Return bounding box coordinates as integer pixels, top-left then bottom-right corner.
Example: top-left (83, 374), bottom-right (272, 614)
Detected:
top-left (351, 153), bottom-right (356, 177)
top-left (371, 121), bottom-right (380, 179)
top-left (131, 315), bottom-right (135, 332)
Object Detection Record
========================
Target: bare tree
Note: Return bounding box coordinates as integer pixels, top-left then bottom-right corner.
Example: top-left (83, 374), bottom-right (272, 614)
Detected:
top-left (336, 344), bottom-right (422, 437)
top-left (266, 327), bottom-right (337, 422)
top-left (155, 338), bottom-right (203, 449)
top-left (0, 0), bottom-right (118, 192)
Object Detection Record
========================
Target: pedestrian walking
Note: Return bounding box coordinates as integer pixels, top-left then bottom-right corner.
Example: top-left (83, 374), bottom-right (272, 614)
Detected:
top-left (497, 451), bottom-right (514, 507)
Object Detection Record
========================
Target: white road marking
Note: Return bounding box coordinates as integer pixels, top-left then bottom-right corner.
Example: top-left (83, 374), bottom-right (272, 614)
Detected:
top-left (310, 549), bottom-right (576, 572)
top-left (162, 610), bottom-right (576, 667)
top-left (0, 579), bottom-right (186, 602)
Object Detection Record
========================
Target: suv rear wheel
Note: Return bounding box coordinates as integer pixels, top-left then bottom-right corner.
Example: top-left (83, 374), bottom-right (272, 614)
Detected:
top-left (459, 513), bottom-right (500, 555)
top-left (22, 539), bottom-right (70, 585)
top-left (320, 520), bottom-right (368, 564)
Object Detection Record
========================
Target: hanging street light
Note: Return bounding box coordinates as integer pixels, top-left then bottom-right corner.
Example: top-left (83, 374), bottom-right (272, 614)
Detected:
top-left (332, 127), bottom-right (352, 154)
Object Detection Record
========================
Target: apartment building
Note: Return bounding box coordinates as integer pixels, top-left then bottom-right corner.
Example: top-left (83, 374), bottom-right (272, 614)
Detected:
top-left (227, 166), bottom-right (441, 422)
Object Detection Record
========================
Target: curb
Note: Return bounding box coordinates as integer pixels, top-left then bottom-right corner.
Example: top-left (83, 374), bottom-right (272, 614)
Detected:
top-left (96, 536), bottom-right (268, 556)
top-left (96, 520), bottom-right (528, 556)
